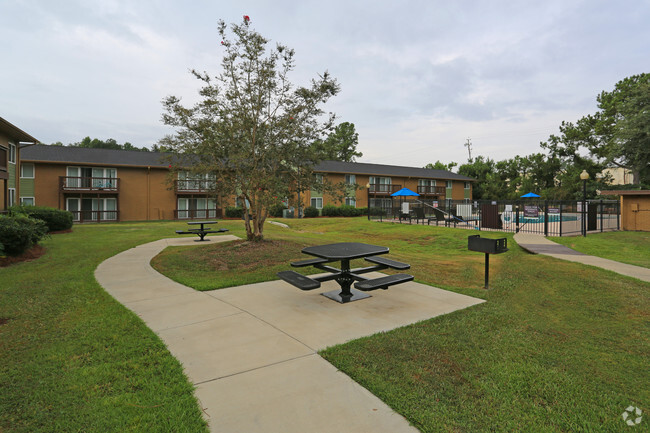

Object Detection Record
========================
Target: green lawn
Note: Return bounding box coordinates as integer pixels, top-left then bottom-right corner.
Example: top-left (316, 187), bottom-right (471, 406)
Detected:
top-left (550, 231), bottom-right (650, 268)
top-left (2, 218), bottom-right (648, 432)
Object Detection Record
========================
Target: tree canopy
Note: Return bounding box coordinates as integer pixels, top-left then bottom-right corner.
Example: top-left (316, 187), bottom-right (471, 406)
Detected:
top-left (542, 73), bottom-right (650, 185)
top-left (313, 122), bottom-right (362, 162)
top-left (424, 161), bottom-right (457, 172)
top-left (51, 137), bottom-right (150, 152)
top-left (160, 16), bottom-right (342, 241)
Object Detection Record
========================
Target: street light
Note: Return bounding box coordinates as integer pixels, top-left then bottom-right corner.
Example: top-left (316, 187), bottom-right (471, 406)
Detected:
top-left (580, 170), bottom-right (589, 237)
top-left (366, 182), bottom-right (371, 221)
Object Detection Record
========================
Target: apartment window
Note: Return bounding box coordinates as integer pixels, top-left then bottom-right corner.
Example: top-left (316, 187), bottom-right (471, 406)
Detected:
top-left (314, 173), bottom-right (323, 183)
top-left (310, 197), bottom-right (323, 209)
top-left (20, 197), bottom-right (35, 206)
top-left (21, 163), bottom-right (34, 178)
top-left (418, 179), bottom-right (436, 187)
top-left (8, 188), bottom-right (16, 206)
top-left (345, 174), bottom-right (356, 184)
top-left (446, 181), bottom-right (453, 188)
top-left (345, 197), bottom-right (356, 207)
top-left (9, 143), bottom-right (16, 164)
top-left (464, 182), bottom-right (470, 189)
top-left (0, 148), bottom-right (6, 171)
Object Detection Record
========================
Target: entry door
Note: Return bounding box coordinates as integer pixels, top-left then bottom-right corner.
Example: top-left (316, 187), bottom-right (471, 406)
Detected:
top-left (66, 198), bottom-right (80, 221)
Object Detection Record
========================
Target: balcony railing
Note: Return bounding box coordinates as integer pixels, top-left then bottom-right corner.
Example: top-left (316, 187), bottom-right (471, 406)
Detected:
top-left (417, 185), bottom-right (446, 195)
top-left (70, 210), bottom-right (119, 223)
top-left (60, 177), bottom-right (119, 192)
top-left (174, 179), bottom-right (216, 193)
top-left (174, 208), bottom-right (222, 219)
top-left (369, 184), bottom-right (402, 194)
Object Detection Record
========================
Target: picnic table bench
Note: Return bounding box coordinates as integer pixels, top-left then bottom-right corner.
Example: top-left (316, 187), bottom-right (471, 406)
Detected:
top-left (277, 242), bottom-right (414, 303)
top-left (175, 220), bottom-right (228, 241)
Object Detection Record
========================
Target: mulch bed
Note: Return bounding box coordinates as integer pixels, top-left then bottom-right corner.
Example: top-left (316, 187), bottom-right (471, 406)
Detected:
top-left (0, 245), bottom-right (47, 267)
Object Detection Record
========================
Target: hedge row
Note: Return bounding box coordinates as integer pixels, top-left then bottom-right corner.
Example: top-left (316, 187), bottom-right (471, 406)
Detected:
top-left (0, 214), bottom-right (49, 256)
top-left (9, 205), bottom-right (73, 232)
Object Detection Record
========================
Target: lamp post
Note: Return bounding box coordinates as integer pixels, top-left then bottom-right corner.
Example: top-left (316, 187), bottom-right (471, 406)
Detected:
top-left (580, 170), bottom-right (589, 237)
top-left (366, 182), bottom-right (371, 221)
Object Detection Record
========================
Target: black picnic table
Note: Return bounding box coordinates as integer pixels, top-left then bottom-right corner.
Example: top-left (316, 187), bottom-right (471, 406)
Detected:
top-left (175, 220), bottom-right (228, 241)
top-left (277, 242), bottom-right (414, 303)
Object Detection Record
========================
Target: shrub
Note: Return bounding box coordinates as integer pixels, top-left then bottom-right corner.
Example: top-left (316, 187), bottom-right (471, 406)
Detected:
top-left (339, 205), bottom-right (362, 217)
top-left (0, 214), bottom-right (48, 256)
top-left (303, 206), bottom-right (320, 218)
top-left (225, 206), bottom-right (245, 218)
top-left (10, 205), bottom-right (73, 231)
top-left (268, 203), bottom-right (286, 218)
top-left (321, 204), bottom-right (340, 217)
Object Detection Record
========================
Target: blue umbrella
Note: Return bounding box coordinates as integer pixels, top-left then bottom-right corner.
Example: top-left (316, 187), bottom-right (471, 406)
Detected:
top-left (520, 192), bottom-right (541, 198)
top-left (391, 187), bottom-right (420, 197)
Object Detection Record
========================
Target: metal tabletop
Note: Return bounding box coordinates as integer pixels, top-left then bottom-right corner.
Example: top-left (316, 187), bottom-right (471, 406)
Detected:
top-left (302, 242), bottom-right (389, 260)
top-left (187, 221), bottom-right (217, 225)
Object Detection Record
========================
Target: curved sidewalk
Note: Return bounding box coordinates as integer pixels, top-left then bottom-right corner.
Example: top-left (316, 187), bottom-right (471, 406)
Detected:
top-left (95, 234), bottom-right (484, 432)
top-left (513, 233), bottom-right (650, 283)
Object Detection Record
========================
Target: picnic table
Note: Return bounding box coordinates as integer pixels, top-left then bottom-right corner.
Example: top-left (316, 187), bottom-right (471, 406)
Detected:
top-left (277, 242), bottom-right (414, 303)
top-left (175, 220), bottom-right (228, 241)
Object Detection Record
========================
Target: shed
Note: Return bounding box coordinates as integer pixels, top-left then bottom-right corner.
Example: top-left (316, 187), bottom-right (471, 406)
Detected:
top-left (608, 190), bottom-right (650, 231)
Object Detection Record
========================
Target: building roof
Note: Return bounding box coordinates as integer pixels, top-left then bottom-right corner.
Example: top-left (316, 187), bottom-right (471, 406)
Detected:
top-left (607, 190), bottom-right (650, 196)
top-left (21, 144), bottom-right (174, 168)
top-left (21, 145), bottom-right (474, 181)
top-left (0, 117), bottom-right (40, 144)
top-left (315, 160), bottom-right (475, 182)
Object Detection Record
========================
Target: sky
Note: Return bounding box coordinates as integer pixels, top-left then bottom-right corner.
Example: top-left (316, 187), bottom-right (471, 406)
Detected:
top-left (3, 0), bottom-right (649, 169)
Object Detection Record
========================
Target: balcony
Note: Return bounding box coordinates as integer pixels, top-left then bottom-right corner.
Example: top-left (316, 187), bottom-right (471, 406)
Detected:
top-left (369, 184), bottom-right (402, 195)
top-left (60, 177), bottom-right (119, 193)
top-left (174, 179), bottom-right (216, 194)
top-left (70, 210), bottom-right (119, 223)
top-left (417, 185), bottom-right (446, 196)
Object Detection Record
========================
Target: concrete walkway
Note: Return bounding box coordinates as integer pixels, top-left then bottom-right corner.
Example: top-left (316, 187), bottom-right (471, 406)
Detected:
top-left (95, 235), bottom-right (485, 432)
top-left (513, 233), bottom-right (650, 283)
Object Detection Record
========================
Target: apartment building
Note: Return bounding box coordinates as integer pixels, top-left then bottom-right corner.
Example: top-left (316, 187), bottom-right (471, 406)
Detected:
top-left (20, 145), bottom-right (474, 222)
top-left (0, 118), bottom-right (40, 211)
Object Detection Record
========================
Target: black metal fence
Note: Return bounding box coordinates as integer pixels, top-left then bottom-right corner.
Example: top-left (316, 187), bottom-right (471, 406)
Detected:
top-left (369, 198), bottom-right (620, 237)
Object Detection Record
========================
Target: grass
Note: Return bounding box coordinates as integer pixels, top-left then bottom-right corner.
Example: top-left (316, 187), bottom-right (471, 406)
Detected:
top-left (155, 218), bottom-right (649, 432)
top-left (2, 218), bottom-right (648, 432)
top-left (0, 219), bottom-right (242, 432)
top-left (550, 231), bottom-right (650, 268)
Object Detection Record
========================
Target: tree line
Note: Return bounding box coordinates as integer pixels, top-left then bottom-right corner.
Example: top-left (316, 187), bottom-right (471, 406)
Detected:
top-left (428, 73), bottom-right (650, 200)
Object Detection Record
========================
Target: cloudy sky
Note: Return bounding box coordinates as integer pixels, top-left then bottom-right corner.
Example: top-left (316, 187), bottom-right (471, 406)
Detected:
top-left (3, 0), bottom-right (649, 168)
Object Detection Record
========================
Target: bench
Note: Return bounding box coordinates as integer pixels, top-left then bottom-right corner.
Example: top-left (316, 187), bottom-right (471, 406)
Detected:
top-left (277, 270), bottom-right (321, 290)
top-left (354, 273), bottom-right (414, 291)
top-left (364, 256), bottom-right (411, 270)
top-left (290, 257), bottom-right (329, 268)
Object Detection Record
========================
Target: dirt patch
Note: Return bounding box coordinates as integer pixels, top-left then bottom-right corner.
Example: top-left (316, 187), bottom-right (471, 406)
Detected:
top-left (0, 317), bottom-right (10, 326)
top-left (0, 245), bottom-right (47, 267)
top-left (50, 229), bottom-right (73, 235)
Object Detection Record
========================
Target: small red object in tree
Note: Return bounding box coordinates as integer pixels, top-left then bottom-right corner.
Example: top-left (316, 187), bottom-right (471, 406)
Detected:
top-left (243, 15), bottom-right (250, 22)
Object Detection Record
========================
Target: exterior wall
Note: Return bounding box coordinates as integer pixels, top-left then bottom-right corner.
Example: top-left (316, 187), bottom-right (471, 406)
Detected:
top-left (621, 195), bottom-right (650, 231)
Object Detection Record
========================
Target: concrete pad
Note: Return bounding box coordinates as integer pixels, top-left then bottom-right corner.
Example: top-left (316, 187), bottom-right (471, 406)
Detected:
top-left (164, 234), bottom-right (240, 247)
top-left (124, 291), bottom-right (242, 332)
top-left (209, 272), bottom-right (485, 351)
top-left (158, 312), bottom-right (313, 384)
top-left (195, 354), bottom-right (419, 433)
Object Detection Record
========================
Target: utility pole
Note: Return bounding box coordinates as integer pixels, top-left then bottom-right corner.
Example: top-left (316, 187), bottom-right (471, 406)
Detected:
top-left (464, 138), bottom-right (472, 162)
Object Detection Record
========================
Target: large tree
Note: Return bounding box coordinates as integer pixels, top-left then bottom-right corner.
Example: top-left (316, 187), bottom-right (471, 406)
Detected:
top-left (313, 122), bottom-right (362, 162)
top-left (160, 16), bottom-right (341, 241)
top-left (543, 73), bottom-right (650, 185)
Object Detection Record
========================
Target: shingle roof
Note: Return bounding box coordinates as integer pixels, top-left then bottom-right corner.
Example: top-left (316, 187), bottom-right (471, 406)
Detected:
top-left (21, 144), bottom-right (174, 168)
top-left (315, 160), bottom-right (475, 182)
top-left (21, 145), bottom-right (474, 182)
top-left (0, 117), bottom-right (40, 143)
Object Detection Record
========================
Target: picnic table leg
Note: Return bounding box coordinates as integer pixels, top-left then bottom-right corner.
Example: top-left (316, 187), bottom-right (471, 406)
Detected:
top-left (323, 258), bottom-right (371, 303)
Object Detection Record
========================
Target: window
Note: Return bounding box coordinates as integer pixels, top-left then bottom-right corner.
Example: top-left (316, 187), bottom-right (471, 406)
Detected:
top-left (345, 174), bottom-right (356, 184)
top-left (21, 163), bottom-right (34, 178)
top-left (345, 197), bottom-right (356, 207)
top-left (464, 182), bottom-right (470, 189)
top-left (20, 197), bottom-right (34, 206)
top-left (9, 143), bottom-right (16, 164)
top-left (310, 197), bottom-right (323, 209)
top-left (418, 179), bottom-right (436, 187)
top-left (446, 181), bottom-right (453, 188)
top-left (314, 173), bottom-right (323, 183)
top-left (8, 188), bottom-right (16, 206)
top-left (0, 148), bottom-right (6, 171)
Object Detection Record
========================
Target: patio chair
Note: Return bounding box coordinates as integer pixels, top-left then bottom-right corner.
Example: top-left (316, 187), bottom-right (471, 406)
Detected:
top-left (431, 208), bottom-right (454, 226)
top-left (412, 207), bottom-right (427, 224)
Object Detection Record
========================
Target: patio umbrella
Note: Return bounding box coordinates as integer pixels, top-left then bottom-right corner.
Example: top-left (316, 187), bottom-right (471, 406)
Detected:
top-left (390, 188), bottom-right (420, 197)
top-left (520, 192), bottom-right (541, 198)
